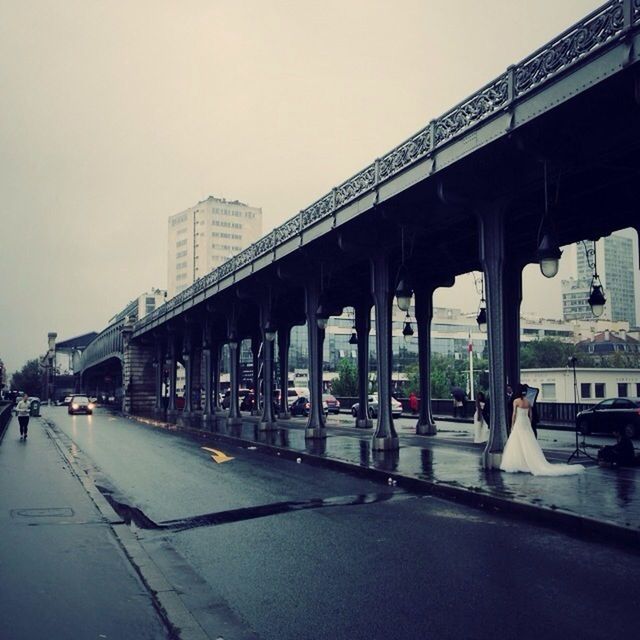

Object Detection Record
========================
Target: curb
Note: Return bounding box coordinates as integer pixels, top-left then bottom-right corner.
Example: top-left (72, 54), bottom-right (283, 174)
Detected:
top-left (43, 419), bottom-right (210, 640)
top-left (127, 414), bottom-right (640, 549)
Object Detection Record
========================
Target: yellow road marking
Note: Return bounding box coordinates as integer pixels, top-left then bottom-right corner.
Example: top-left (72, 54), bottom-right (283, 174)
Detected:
top-left (201, 446), bottom-right (234, 464)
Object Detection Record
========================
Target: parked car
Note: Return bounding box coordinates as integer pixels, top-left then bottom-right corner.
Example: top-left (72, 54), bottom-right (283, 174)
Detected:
top-left (576, 397), bottom-right (640, 437)
top-left (322, 393), bottom-right (341, 414)
top-left (289, 396), bottom-right (329, 417)
top-left (68, 395), bottom-right (94, 415)
top-left (287, 387), bottom-right (310, 408)
top-left (351, 394), bottom-right (402, 419)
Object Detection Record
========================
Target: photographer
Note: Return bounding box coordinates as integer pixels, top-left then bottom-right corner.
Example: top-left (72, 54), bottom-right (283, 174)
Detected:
top-left (597, 426), bottom-right (636, 468)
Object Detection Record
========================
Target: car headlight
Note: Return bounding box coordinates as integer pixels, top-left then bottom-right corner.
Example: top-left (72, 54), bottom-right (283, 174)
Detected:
top-left (88, 403), bottom-right (94, 410)
top-left (71, 404), bottom-right (79, 410)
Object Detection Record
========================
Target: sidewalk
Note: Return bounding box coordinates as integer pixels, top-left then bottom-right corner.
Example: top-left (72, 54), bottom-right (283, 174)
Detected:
top-left (0, 414), bottom-right (176, 640)
top-left (137, 412), bottom-right (640, 547)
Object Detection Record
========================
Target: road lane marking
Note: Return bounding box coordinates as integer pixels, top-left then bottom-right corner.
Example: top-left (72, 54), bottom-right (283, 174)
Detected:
top-left (201, 446), bottom-right (234, 463)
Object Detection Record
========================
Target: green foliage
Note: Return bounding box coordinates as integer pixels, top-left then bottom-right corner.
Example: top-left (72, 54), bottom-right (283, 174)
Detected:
top-left (520, 338), bottom-right (576, 369)
top-left (331, 358), bottom-right (358, 397)
top-left (10, 359), bottom-right (43, 397)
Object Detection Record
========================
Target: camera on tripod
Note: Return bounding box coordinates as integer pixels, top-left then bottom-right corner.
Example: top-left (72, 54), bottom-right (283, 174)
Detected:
top-left (567, 355), bottom-right (578, 366)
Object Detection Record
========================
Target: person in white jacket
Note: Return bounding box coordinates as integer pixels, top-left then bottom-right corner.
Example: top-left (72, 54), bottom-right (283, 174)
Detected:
top-left (16, 393), bottom-right (30, 440)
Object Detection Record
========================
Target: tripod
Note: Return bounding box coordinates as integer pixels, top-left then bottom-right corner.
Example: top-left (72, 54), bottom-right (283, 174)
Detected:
top-left (567, 357), bottom-right (595, 463)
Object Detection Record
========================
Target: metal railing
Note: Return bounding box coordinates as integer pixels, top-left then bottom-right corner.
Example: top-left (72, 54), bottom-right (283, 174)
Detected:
top-left (0, 402), bottom-right (14, 443)
top-left (334, 396), bottom-right (588, 427)
top-left (134, 0), bottom-right (637, 335)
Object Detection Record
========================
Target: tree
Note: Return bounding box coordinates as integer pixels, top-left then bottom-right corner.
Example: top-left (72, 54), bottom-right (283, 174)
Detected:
top-left (10, 359), bottom-right (43, 397)
top-left (331, 358), bottom-right (358, 396)
top-left (520, 338), bottom-right (576, 369)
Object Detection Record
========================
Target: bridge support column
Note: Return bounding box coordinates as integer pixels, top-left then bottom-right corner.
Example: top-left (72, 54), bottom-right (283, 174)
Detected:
top-left (371, 254), bottom-right (399, 451)
top-left (251, 336), bottom-right (261, 415)
top-left (277, 326), bottom-right (291, 419)
top-left (503, 262), bottom-right (523, 430)
top-left (414, 285), bottom-right (437, 435)
top-left (305, 282), bottom-right (326, 439)
top-left (479, 204), bottom-right (509, 469)
top-left (354, 301), bottom-right (372, 428)
top-left (202, 342), bottom-right (213, 429)
top-left (259, 305), bottom-right (277, 431)
top-left (227, 341), bottom-right (242, 426)
top-left (121, 319), bottom-right (155, 416)
top-left (166, 329), bottom-right (178, 424)
top-left (212, 343), bottom-right (223, 415)
top-left (153, 337), bottom-right (166, 421)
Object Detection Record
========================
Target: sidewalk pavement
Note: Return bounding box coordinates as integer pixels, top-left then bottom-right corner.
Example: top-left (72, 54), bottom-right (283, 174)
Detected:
top-left (0, 414), bottom-right (206, 640)
top-left (136, 411), bottom-right (640, 548)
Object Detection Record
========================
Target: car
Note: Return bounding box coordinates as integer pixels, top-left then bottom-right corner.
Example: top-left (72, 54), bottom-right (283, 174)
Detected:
top-left (68, 395), bottom-right (94, 415)
top-left (576, 397), bottom-right (640, 437)
top-left (289, 396), bottom-right (329, 417)
top-left (351, 394), bottom-right (402, 419)
top-left (322, 393), bottom-right (341, 414)
top-left (287, 387), bottom-right (310, 408)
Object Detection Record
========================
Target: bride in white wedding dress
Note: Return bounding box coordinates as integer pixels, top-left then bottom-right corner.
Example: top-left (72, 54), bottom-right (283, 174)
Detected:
top-left (500, 384), bottom-right (584, 476)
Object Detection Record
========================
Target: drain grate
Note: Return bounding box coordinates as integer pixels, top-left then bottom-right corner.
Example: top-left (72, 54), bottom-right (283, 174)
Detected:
top-left (11, 507), bottom-right (74, 518)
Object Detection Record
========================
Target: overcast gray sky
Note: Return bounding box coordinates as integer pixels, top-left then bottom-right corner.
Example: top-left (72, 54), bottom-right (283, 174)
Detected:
top-left (0, 0), bottom-right (618, 375)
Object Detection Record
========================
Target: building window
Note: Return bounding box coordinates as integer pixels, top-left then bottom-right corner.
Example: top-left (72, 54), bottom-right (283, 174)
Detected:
top-left (594, 383), bottom-right (605, 398)
top-left (617, 383), bottom-right (628, 397)
top-left (541, 383), bottom-right (556, 401)
top-left (580, 383), bottom-right (591, 399)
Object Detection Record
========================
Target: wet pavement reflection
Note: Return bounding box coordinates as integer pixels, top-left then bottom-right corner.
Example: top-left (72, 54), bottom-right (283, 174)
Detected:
top-left (138, 411), bottom-right (640, 539)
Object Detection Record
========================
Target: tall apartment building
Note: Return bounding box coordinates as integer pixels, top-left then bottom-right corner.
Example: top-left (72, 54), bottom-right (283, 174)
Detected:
top-left (167, 196), bottom-right (263, 297)
top-left (562, 230), bottom-right (637, 326)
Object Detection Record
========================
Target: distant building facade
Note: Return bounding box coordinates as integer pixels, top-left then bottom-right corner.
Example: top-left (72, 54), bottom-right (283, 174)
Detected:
top-left (108, 290), bottom-right (167, 325)
top-left (167, 196), bottom-right (263, 297)
top-left (521, 367), bottom-right (640, 403)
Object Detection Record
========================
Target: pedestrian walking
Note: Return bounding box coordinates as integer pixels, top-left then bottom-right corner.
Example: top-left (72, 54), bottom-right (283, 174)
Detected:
top-left (16, 393), bottom-right (30, 441)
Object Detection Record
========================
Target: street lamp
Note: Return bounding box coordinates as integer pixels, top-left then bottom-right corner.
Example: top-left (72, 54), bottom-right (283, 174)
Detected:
top-left (402, 312), bottom-right (414, 338)
top-left (476, 300), bottom-right (487, 333)
top-left (395, 226), bottom-right (413, 312)
top-left (316, 299), bottom-right (330, 329)
top-left (264, 320), bottom-right (277, 342)
top-left (536, 162), bottom-right (562, 278)
top-left (395, 267), bottom-right (413, 313)
top-left (588, 278), bottom-right (606, 317)
top-left (581, 239), bottom-right (607, 318)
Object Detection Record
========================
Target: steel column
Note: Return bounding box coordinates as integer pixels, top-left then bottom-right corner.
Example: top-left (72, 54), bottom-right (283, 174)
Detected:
top-left (479, 204), bottom-right (509, 468)
top-left (259, 303), bottom-right (277, 430)
top-left (414, 286), bottom-right (437, 435)
top-left (354, 302), bottom-right (372, 428)
top-left (305, 282), bottom-right (326, 438)
top-left (370, 254), bottom-right (399, 450)
top-left (277, 326), bottom-right (291, 419)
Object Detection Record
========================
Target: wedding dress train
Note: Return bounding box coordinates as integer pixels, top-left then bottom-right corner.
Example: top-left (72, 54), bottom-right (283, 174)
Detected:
top-left (500, 407), bottom-right (584, 476)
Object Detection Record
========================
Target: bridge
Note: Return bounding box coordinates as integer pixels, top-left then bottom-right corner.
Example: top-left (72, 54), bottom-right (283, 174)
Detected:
top-left (80, 0), bottom-right (640, 468)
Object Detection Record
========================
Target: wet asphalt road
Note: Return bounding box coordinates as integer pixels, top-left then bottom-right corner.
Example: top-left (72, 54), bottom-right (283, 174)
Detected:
top-left (45, 406), bottom-right (636, 640)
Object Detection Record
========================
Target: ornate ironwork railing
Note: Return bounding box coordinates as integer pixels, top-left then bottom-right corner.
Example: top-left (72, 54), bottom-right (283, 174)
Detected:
top-left (81, 319), bottom-right (125, 371)
top-left (136, 0), bottom-right (636, 334)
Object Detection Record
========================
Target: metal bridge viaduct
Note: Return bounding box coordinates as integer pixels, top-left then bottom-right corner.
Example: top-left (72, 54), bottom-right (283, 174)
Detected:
top-left (80, 1), bottom-right (640, 468)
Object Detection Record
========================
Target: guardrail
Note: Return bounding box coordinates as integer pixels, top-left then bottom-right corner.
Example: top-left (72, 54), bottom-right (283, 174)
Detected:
top-left (0, 402), bottom-right (14, 443)
top-left (334, 397), bottom-right (588, 427)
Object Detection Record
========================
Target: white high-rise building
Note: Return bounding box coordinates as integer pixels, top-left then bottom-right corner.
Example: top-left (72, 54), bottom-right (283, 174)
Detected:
top-left (168, 196), bottom-right (263, 297)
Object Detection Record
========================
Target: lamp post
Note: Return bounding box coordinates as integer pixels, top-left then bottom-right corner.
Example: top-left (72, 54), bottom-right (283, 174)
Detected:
top-left (536, 162), bottom-right (562, 278)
